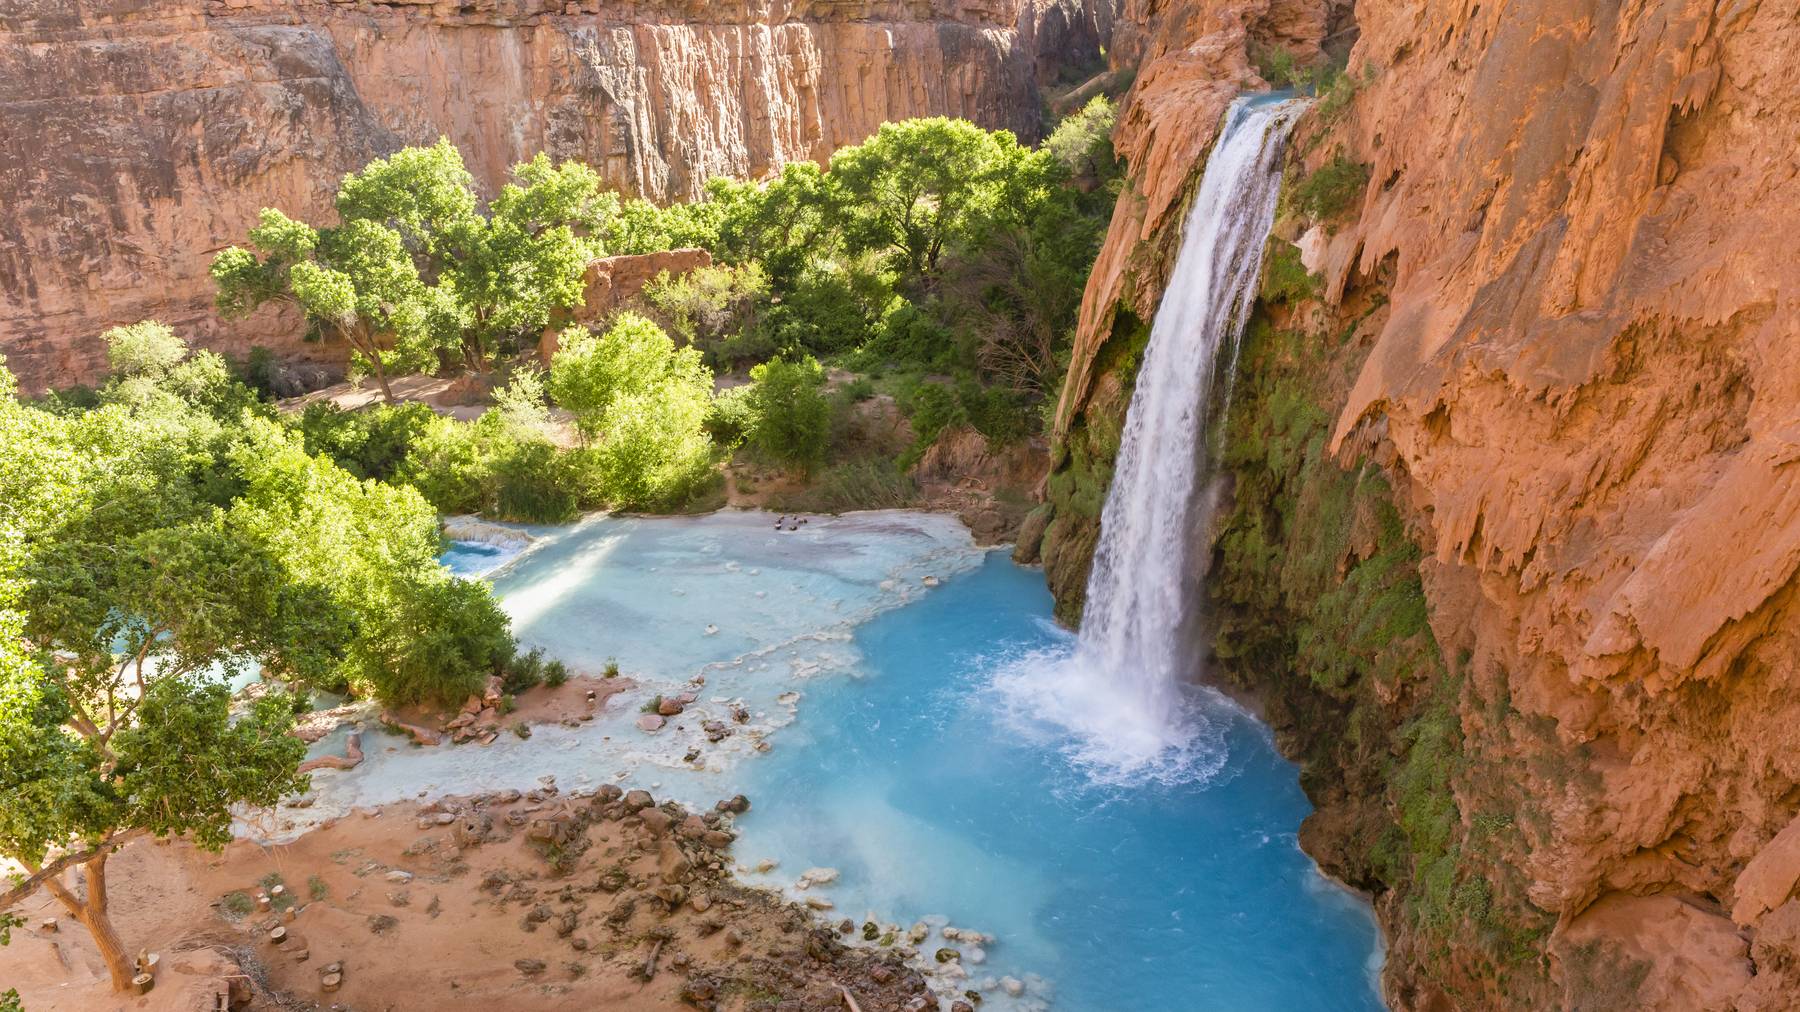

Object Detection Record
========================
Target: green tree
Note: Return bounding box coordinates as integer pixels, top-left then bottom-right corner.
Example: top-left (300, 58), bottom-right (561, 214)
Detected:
top-left (746, 356), bottom-right (831, 477)
top-left (547, 314), bottom-right (716, 507)
top-left (211, 208), bottom-right (457, 402)
top-left (213, 140), bottom-right (614, 392)
top-left (101, 321), bottom-right (186, 379)
top-left (0, 360), bottom-right (311, 990)
top-left (828, 118), bottom-right (1017, 279)
top-left (547, 313), bottom-right (707, 442)
top-left (445, 154), bottom-right (615, 366)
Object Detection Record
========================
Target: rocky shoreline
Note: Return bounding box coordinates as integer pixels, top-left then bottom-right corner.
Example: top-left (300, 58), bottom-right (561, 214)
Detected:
top-left (6, 773), bottom-right (1024, 1011)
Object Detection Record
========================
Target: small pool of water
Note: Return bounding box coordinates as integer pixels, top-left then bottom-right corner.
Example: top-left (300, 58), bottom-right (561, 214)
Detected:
top-left (292, 510), bottom-right (1382, 1010)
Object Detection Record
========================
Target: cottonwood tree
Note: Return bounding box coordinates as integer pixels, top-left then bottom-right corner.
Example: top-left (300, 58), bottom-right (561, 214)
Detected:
top-left (213, 140), bottom-right (614, 394)
top-left (0, 327), bottom-right (520, 990)
top-left (827, 117), bottom-right (1017, 280)
top-left (0, 360), bottom-right (313, 992)
top-left (211, 206), bottom-right (457, 402)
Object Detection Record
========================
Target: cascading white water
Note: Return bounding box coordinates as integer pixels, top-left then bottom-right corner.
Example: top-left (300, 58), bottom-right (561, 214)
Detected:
top-left (995, 94), bottom-right (1307, 783)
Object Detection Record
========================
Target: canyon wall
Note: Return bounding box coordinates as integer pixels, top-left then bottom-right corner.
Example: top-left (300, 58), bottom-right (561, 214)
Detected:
top-left (0, 0), bottom-right (1108, 393)
top-left (1028, 0), bottom-right (1800, 1006)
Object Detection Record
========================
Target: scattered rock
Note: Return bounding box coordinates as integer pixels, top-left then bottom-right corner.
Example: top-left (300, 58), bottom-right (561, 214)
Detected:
top-left (658, 697), bottom-right (686, 717)
top-left (640, 808), bottom-right (674, 837)
top-left (798, 867), bottom-right (839, 887)
top-left (514, 959), bottom-right (547, 976)
top-left (636, 714), bottom-right (666, 732)
top-left (1000, 975), bottom-right (1025, 997)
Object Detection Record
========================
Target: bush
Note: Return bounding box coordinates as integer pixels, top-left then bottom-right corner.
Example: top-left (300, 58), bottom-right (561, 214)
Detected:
top-left (490, 437), bottom-right (583, 523)
top-left (293, 401), bottom-right (436, 481)
top-left (582, 386), bottom-right (715, 510)
top-left (856, 299), bottom-right (959, 372)
top-left (371, 575), bottom-right (514, 705)
top-left (704, 384), bottom-right (757, 447)
top-left (103, 321), bottom-right (187, 378)
top-left (746, 357), bottom-right (831, 477)
top-left (543, 659), bottom-right (569, 688)
top-left (1290, 153), bottom-right (1370, 224)
top-left (1043, 95), bottom-right (1119, 188)
top-left (503, 646), bottom-right (547, 694)
top-left (642, 262), bottom-right (769, 367)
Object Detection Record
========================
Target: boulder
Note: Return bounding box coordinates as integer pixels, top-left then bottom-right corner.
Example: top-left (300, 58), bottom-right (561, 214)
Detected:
top-left (640, 808), bottom-right (674, 837)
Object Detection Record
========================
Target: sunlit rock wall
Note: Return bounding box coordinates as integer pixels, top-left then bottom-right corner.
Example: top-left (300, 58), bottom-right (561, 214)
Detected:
top-left (0, 0), bottom-right (1110, 392)
top-left (1036, 0), bottom-right (1800, 1006)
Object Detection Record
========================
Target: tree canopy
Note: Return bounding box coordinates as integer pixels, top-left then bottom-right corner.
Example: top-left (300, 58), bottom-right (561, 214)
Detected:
top-left (212, 140), bottom-right (614, 398)
top-left (0, 327), bottom-right (526, 990)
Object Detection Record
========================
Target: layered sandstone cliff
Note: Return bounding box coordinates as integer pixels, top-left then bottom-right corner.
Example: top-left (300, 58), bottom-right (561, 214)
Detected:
top-left (1033, 0), bottom-right (1800, 1007)
top-left (0, 0), bottom-right (1107, 392)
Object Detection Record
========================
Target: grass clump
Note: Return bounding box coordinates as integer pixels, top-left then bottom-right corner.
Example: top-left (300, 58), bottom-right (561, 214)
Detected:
top-left (767, 461), bottom-right (919, 514)
top-left (220, 891), bottom-right (254, 919)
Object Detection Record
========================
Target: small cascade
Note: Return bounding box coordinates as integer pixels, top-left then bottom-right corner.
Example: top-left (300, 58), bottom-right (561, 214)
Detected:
top-left (996, 94), bottom-right (1307, 783)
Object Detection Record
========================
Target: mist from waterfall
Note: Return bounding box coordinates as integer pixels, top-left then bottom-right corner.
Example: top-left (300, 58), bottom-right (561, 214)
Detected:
top-left (994, 94), bottom-right (1307, 785)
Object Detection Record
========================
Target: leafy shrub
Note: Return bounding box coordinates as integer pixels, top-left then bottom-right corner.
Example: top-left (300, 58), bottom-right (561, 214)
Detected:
top-left (746, 357), bottom-right (831, 477)
top-left (1043, 95), bottom-right (1119, 188)
top-left (293, 401), bottom-right (436, 481)
top-left (642, 263), bottom-right (769, 367)
top-left (503, 646), bottom-right (546, 694)
top-left (1291, 153), bottom-right (1370, 224)
top-left (543, 659), bottom-right (569, 688)
top-left (103, 321), bottom-right (187, 378)
top-left (489, 437), bottom-right (582, 523)
top-left (704, 384), bottom-right (757, 447)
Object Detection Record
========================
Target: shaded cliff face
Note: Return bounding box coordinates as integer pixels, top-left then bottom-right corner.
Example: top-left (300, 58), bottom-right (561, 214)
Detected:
top-left (1038, 0), bottom-right (1800, 1007)
top-left (0, 0), bottom-right (1107, 392)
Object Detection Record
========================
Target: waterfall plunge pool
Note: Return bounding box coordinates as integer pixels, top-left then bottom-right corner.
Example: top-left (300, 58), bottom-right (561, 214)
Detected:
top-left (298, 510), bottom-right (1384, 1011)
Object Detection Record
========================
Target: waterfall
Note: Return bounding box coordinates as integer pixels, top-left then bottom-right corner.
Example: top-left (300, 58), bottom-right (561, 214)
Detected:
top-left (995, 94), bottom-right (1306, 784)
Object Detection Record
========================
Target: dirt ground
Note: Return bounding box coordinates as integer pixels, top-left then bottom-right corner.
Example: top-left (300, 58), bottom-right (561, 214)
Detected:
top-left (2, 787), bottom-right (946, 1012)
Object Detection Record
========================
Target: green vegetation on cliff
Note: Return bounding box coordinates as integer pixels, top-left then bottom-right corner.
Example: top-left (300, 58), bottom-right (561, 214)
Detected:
top-left (1209, 250), bottom-right (1554, 1002)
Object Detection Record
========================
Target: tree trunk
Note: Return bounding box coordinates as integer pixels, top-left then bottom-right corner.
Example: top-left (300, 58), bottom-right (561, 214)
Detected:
top-left (44, 854), bottom-right (134, 991)
top-left (341, 323), bottom-right (398, 403)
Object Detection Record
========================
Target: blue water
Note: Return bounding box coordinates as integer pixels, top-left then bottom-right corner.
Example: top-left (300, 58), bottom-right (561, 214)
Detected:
top-left (441, 539), bottom-right (511, 577)
top-left (305, 513), bottom-right (1380, 1010)
top-left (731, 552), bottom-right (1383, 1011)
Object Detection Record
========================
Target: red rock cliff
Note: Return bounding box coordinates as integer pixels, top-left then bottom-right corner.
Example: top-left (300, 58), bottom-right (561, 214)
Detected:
top-left (0, 0), bottom-right (1109, 392)
top-left (1042, 0), bottom-right (1800, 1007)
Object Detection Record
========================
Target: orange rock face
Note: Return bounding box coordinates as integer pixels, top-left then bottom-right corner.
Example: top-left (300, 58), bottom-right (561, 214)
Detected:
top-left (1053, 0), bottom-right (1800, 1006)
top-left (1321, 3), bottom-right (1800, 1003)
top-left (0, 0), bottom-right (1106, 392)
